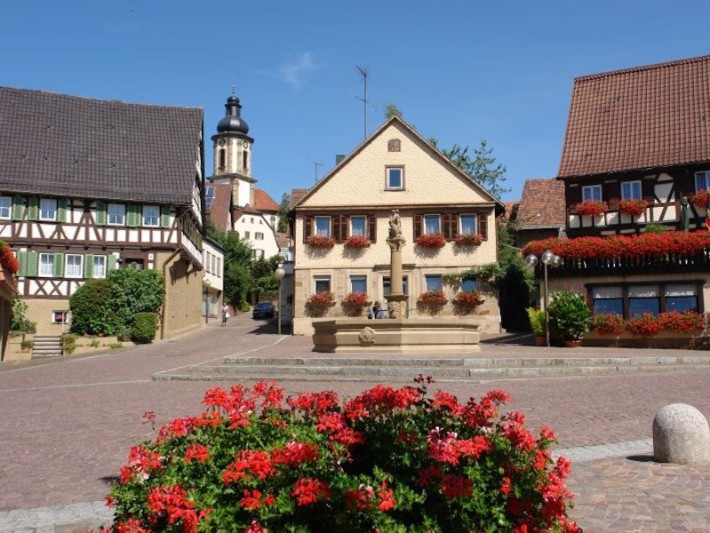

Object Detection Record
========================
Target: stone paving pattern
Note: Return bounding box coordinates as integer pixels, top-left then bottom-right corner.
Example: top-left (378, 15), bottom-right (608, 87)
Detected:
top-left (1, 315), bottom-right (709, 531)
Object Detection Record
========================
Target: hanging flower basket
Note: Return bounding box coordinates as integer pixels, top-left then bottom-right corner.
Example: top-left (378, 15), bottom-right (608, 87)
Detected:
top-left (306, 235), bottom-right (336, 248)
top-left (574, 200), bottom-right (608, 217)
top-left (690, 190), bottom-right (710, 209)
top-left (417, 290), bottom-right (447, 306)
top-left (342, 291), bottom-right (369, 307)
top-left (344, 235), bottom-right (371, 249)
top-left (414, 233), bottom-right (446, 249)
top-left (454, 234), bottom-right (483, 247)
top-left (618, 199), bottom-right (647, 217)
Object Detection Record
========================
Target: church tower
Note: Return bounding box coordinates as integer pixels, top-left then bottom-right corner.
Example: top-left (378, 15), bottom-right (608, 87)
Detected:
top-left (211, 90), bottom-right (255, 207)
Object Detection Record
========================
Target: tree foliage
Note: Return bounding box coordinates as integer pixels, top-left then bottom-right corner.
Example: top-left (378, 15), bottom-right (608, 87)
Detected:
top-left (496, 219), bottom-right (535, 331)
top-left (107, 269), bottom-right (165, 330)
top-left (69, 279), bottom-right (118, 335)
top-left (383, 102), bottom-right (403, 119)
top-left (277, 193), bottom-right (290, 233)
top-left (441, 141), bottom-right (509, 199)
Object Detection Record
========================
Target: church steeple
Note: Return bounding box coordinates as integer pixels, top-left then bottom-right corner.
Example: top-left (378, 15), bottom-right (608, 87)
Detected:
top-left (211, 88), bottom-right (254, 180)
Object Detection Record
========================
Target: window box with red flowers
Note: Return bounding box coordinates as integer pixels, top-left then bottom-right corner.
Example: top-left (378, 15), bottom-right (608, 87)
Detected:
top-left (618, 199), bottom-right (648, 217)
top-left (414, 233), bottom-right (446, 249)
top-left (305, 292), bottom-right (335, 317)
top-left (0, 242), bottom-right (19, 276)
top-left (584, 311), bottom-right (708, 348)
top-left (417, 290), bottom-right (448, 306)
top-left (103, 379), bottom-right (579, 532)
top-left (574, 200), bottom-right (608, 217)
top-left (344, 235), bottom-right (371, 249)
top-left (690, 190), bottom-right (710, 209)
top-left (454, 234), bottom-right (483, 247)
top-left (452, 290), bottom-right (484, 314)
top-left (590, 313), bottom-right (626, 336)
top-left (306, 235), bottom-right (335, 249)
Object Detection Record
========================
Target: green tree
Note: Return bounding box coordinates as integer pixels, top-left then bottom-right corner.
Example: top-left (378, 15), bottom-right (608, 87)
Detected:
top-left (441, 140), bottom-right (509, 200)
top-left (106, 269), bottom-right (165, 332)
top-left (497, 219), bottom-right (535, 331)
top-left (69, 279), bottom-right (118, 335)
top-left (207, 228), bottom-right (254, 308)
top-left (277, 193), bottom-right (290, 233)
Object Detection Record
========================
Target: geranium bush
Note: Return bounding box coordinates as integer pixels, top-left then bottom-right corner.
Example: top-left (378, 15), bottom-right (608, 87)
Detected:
top-left (0, 241), bottom-right (19, 275)
top-left (343, 291), bottom-right (369, 307)
top-left (305, 292), bottom-right (335, 315)
top-left (306, 235), bottom-right (336, 248)
top-left (690, 190), bottom-right (710, 209)
top-left (344, 235), bottom-right (371, 249)
top-left (452, 290), bottom-right (484, 308)
top-left (622, 311), bottom-right (707, 336)
top-left (417, 290), bottom-right (448, 306)
top-left (102, 378), bottom-right (580, 532)
top-left (454, 234), bottom-right (484, 247)
top-left (574, 200), bottom-right (608, 217)
top-left (590, 314), bottom-right (626, 336)
top-left (415, 233), bottom-right (447, 249)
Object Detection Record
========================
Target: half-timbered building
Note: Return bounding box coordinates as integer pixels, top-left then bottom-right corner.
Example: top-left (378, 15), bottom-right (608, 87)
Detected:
top-left (0, 87), bottom-right (211, 339)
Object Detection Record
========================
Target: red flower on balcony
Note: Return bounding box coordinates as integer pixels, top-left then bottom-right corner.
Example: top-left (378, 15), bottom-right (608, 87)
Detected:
top-left (306, 235), bottom-right (335, 249)
top-left (454, 234), bottom-right (483, 247)
top-left (417, 290), bottom-right (447, 306)
top-left (342, 292), bottom-right (369, 307)
top-left (690, 190), bottom-right (710, 209)
top-left (618, 199), bottom-right (647, 217)
top-left (575, 200), bottom-right (608, 217)
top-left (0, 243), bottom-right (19, 275)
top-left (344, 235), bottom-right (371, 249)
top-left (415, 233), bottom-right (446, 249)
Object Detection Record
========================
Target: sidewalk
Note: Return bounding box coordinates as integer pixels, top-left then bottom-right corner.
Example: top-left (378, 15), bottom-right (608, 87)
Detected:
top-left (1, 314), bottom-right (708, 531)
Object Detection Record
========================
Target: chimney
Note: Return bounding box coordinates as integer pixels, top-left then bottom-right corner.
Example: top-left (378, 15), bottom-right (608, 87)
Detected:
top-left (335, 154), bottom-right (346, 165)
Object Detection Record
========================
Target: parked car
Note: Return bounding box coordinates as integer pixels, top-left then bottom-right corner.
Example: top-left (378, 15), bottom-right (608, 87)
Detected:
top-left (252, 301), bottom-right (275, 319)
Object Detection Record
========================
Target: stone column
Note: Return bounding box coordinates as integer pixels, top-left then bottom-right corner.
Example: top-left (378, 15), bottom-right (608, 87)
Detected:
top-left (386, 210), bottom-right (407, 319)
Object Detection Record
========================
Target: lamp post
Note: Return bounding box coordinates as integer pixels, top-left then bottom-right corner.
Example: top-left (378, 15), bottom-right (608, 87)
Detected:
top-left (525, 250), bottom-right (561, 347)
top-left (275, 264), bottom-right (285, 336)
top-left (203, 278), bottom-right (211, 325)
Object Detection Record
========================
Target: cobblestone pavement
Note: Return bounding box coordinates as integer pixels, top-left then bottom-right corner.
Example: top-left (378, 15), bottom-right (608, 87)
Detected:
top-left (1, 314), bottom-right (709, 531)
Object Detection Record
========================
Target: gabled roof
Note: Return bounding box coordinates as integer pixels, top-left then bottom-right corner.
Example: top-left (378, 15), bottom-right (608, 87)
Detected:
top-left (0, 87), bottom-right (203, 204)
top-left (293, 116), bottom-right (501, 209)
top-left (558, 55), bottom-right (710, 179)
top-left (289, 188), bottom-right (310, 209)
top-left (516, 178), bottom-right (566, 228)
top-left (205, 184), bottom-right (232, 232)
top-left (253, 188), bottom-right (280, 212)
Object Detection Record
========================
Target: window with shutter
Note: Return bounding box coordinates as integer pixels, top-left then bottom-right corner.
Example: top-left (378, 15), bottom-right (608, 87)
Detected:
top-left (368, 215), bottom-right (377, 242)
top-left (28, 197), bottom-right (39, 221)
top-left (26, 251), bottom-right (38, 277)
top-left (96, 202), bottom-right (107, 225)
top-left (84, 254), bottom-right (95, 278)
top-left (127, 204), bottom-right (141, 227)
top-left (12, 197), bottom-right (25, 220)
top-left (479, 213), bottom-right (489, 240)
top-left (0, 197), bottom-right (11, 220)
top-left (303, 216), bottom-right (313, 243)
top-left (160, 206), bottom-right (171, 228)
top-left (53, 253), bottom-right (64, 277)
top-left (414, 214), bottom-right (423, 239)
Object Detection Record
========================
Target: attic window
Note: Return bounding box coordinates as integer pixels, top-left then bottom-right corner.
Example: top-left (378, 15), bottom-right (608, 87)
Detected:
top-left (386, 166), bottom-right (404, 190)
top-left (388, 139), bottom-right (401, 152)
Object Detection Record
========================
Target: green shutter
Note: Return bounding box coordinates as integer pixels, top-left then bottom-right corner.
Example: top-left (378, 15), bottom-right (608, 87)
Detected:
top-left (108, 255), bottom-right (118, 271)
top-left (160, 206), bottom-right (171, 228)
top-left (96, 201), bottom-right (106, 225)
top-left (12, 197), bottom-right (25, 220)
top-left (127, 204), bottom-right (141, 227)
top-left (26, 251), bottom-right (38, 277)
top-left (17, 251), bottom-right (28, 277)
top-left (53, 253), bottom-right (64, 277)
top-left (28, 197), bottom-right (39, 221)
top-left (58, 199), bottom-right (68, 223)
top-left (84, 254), bottom-right (94, 278)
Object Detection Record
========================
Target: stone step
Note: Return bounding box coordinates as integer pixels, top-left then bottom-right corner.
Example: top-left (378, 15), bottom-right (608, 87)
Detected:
top-left (31, 336), bottom-right (63, 358)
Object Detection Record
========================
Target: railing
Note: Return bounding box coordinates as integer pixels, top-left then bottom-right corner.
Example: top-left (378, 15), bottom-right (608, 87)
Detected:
top-left (548, 251), bottom-right (710, 277)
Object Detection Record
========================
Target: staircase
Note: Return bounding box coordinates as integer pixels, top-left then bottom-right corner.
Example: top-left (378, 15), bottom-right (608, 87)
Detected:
top-left (31, 336), bottom-right (63, 358)
top-left (153, 353), bottom-right (710, 383)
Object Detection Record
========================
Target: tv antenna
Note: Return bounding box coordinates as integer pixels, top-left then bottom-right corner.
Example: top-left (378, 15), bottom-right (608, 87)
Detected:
top-left (355, 65), bottom-right (368, 139)
top-left (305, 156), bottom-right (324, 183)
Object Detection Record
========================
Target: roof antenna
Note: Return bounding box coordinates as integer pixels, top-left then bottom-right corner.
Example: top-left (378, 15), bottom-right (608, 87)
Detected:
top-left (355, 65), bottom-right (368, 139)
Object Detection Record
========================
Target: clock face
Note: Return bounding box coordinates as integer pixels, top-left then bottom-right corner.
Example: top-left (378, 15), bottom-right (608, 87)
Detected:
top-left (218, 139), bottom-right (226, 146)
top-left (242, 140), bottom-right (249, 148)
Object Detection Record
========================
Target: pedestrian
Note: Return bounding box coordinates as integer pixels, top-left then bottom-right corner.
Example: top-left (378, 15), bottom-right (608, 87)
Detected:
top-left (221, 304), bottom-right (229, 326)
top-left (368, 301), bottom-right (387, 319)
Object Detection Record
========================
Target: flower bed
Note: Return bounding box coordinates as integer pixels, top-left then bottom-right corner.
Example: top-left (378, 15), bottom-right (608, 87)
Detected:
top-left (414, 233), bottom-right (446, 249)
top-left (417, 290), bottom-right (448, 306)
top-left (102, 379), bottom-right (579, 532)
top-left (454, 233), bottom-right (483, 247)
top-left (344, 235), bottom-right (371, 248)
top-left (574, 200), bottom-right (608, 216)
top-left (618, 199), bottom-right (647, 217)
top-left (306, 235), bottom-right (335, 248)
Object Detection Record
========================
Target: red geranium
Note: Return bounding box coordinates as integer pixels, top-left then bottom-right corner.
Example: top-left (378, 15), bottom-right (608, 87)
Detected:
top-left (0, 242), bottom-right (19, 275)
top-left (591, 314), bottom-right (626, 336)
top-left (452, 290), bottom-right (484, 308)
top-left (417, 290), bottom-right (448, 305)
top-left (415, 233), bottom-right (447, 249)
top-left (306, 235), bottom-right (335, 248)
top-left (454, 234), bottom-right (483, 247)
top-left (344, 235), bottom-right (371, 248)
top-left (690, 190), bottom-right (710, 209)
top-left (342, 291), bottom-right (368, 307)
top-left (618, 199), bottom-right (647, 217)
top-left (575, 200), bottom-right (608, 216)
top-left (306, 291), bottom-right (335, 308)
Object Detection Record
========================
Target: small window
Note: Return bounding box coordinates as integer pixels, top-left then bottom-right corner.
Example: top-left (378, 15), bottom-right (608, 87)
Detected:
top-left (39, 253), bottom-right (54, 277)
top-left (386, 167), bottom-right (404, 190)
top-left (314, 216), bottom-right (331, 237)
top-left (695, 171), bottom-right (710, 192)
top-left (628, 286), bottom-right (660, 317)
top-left (244, 231), bottom-right (250, 239)
top-left (350, 275), bottom-right (367, 293)
top-left (621, 181), bottom-right (642, 200)
top-left (424, 214), bottom-right (441, 235)
top-left (0, 197), bottom-right (11, 219)
top-left (252, 249), bottom-right (264, 260)
top-left (459, 214), bottom-right (478, 235)
top-left (582, 185), bottom-right (602, 202)
top-left (93, 255), bottom-right (107, 279)
top-left (108, 203), bottom-right (125, 225)
top-left (218, 149), bottom-right (226, 169)
top-left (40, 198), bottom-right (57, 221)
top-left (350, 216), bottom-right (366, 237)
top-left (425, 274), bottom-right (443, 292)
top-left (65, 254), bottom-right (83, 278)
top-left (143, 205), bottom-right (160, 227)
top-left (592, 286), bottom-right (624, 315)
top-left (51, 310), bottom-right (69, 324)
top-left (461, 277), bottom-right (478, 292)
top-left (314, 276), bottom-right (331, 293)
top-left (255, 232), bottom-right (264, 240)
top-left (665, 285), bottom-right (698, 313)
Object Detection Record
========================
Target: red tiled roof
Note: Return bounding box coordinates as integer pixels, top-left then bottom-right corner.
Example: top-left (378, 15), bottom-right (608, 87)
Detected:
top-left (558, 55), bottom-right (710, 178)
top-left (254, 188), bottom-right (280, 212)
top-left (516, 179), bottom-right (566, 228)
top-left (289, 188), bottom-right (309, 209)
top-left (206, 184), bottom-right (231, 232)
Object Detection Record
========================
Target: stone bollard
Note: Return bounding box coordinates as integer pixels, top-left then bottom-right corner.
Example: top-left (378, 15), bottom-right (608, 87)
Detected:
top-left (653, 403), bottom-right (710, 465)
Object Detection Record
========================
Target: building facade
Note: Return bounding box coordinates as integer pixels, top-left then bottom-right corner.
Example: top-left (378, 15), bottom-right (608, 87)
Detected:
top-left (291, 117), bottom-right (502, 335)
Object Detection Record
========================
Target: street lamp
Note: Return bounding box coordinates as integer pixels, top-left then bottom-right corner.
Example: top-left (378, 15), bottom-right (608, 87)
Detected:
top-left (203, 278), bottom-right (211, 325)
top-left (525, 250), bottom-right (561, 347)
top-left (275, 264), bottom-right (286, 336)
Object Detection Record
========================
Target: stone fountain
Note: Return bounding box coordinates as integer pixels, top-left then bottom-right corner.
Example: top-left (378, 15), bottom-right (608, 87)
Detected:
top-left (312, 210), bottom-right (481, 353)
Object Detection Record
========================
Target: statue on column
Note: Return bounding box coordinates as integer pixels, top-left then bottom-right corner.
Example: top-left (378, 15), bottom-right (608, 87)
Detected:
top-left (386, 209), bottom-right (407, 318)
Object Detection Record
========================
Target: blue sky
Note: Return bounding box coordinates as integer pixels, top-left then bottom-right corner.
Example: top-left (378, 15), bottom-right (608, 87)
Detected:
top-left (3, 1), bottom-right (710, 204)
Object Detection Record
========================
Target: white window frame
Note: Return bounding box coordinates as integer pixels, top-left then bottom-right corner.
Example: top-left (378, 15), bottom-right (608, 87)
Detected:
top-left (459, 213), bottom-right (478, 235)
top-left (582, 185), bottom-right (602, 201)
top-left (423, 214), bottom-right (441, 235)
top-left (255, 232), bottom-right (264, 240)
top-left (314, 216), bottom-right (331, 237)
top-left (350, 215), bottom-right (367, 237)
top-left (621, 181), bottom-right (642, 200)
top-left (39, 198), bottom-right (57, 221)
top-left (107, 203), bottom-right (125, 226)
top-left (65, 254), bottom-right (83, 279)
top-left (51, 310), bottom-right (69, 324)
top-left (695, 171), bottom-right (710, 191)
top-left (93, 255), bottom-right (107, 279)
top-left (386, 167), bottom-right (404, 190)
top-left (350, 275), bottom-right (367, 293)
top-left (39, 253), bottom-right (54, 277)
top-left (314, 275), bottom-right (331, 293)
top-left (142, 205), bottom-right (160, 227)
top-left (0, 196), bottom-right (11, 220)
